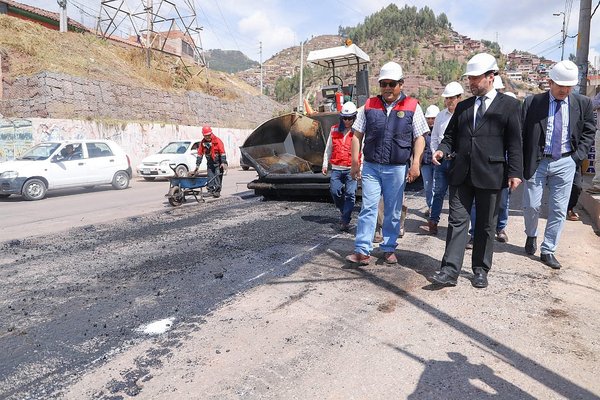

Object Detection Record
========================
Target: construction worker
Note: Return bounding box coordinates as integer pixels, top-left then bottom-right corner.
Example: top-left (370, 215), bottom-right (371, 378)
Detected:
top-left (346, 61), bottom-right (427, 266)
top-left (193, 125), bottom-right (227, 197)
top-left (322, 102), bottom-right (359, 232)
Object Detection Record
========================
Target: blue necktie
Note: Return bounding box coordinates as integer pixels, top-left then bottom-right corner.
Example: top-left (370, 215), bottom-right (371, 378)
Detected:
top-left (475, 96), bottom-right (486, 128)
top-left (551, 100), bottom-right (563, 160)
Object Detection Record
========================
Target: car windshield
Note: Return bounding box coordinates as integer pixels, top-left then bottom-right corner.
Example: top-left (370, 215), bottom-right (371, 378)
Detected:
top-left (159, 142), bottom-right (191, 154)
top-left (19, 143), bottom-right (61, 160)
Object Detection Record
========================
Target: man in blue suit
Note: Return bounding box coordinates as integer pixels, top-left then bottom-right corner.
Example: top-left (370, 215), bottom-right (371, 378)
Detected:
top-left (521, 60), bottom-right (596, 269)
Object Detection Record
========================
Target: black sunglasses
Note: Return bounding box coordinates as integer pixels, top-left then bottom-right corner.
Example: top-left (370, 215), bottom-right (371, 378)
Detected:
top-left (342, 116), bottom-right (355, 121)
top-left (379, 80), bottom-right (403, 88)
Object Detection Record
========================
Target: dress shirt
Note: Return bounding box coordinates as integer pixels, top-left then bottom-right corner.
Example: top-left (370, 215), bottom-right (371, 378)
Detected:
top-left (472, 89), bottom-right (497, 127)
top-left (430, 107), bottom-right (453, 153)
top-left (545, 93), bottom-right (572, 155)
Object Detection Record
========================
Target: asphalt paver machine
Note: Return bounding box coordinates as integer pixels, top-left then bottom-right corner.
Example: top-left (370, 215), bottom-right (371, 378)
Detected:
top-left (242, 43), bottom-right (370, 198)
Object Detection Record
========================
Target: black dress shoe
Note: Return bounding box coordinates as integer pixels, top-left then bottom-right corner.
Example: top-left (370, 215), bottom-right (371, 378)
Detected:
top-left (525, 236), bottom-right (537, 255)
top-left (431, 271), bottom-right (458, 286)
top-left (472, 268), bottom-right (488, 288)
top-left (541, 253), bottom-right (561, 269)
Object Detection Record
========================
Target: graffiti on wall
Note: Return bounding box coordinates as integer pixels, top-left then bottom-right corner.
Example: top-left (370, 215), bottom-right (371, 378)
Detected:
top-left (0, 118), bottom-right (34, 161)
top-left (0, 118), bottom-right (252, 170)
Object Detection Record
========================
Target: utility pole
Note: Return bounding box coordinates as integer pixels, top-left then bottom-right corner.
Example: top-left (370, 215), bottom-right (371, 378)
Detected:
top-left (575, 0), bottom-right (591, 95)
top-left (298, 40), bottom-right (304, 113)
top-left (145, 0), bottom-right (153, 68)
top-left (57, 0), bottom-right (67, 32)
top-left (553, 12), bottom-right (567, 60)
top-left (259, 41), bottom-right (263, 96)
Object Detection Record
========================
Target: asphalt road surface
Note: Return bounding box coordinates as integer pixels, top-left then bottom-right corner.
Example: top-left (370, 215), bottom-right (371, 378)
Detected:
top-left (1, 170), bottom-right (599, 399)
top-left (0, 179), bottom-right (342, 398)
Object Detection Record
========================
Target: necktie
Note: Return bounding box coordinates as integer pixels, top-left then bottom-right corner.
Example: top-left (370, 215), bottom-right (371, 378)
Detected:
top-left (475, 96), bottom-right (486, 128)
top-left (551, 100), bottom-right (563, 160)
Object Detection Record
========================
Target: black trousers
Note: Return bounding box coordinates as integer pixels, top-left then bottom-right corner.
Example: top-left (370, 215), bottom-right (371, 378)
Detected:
top-left (207, 163), bottom-right (223, 193)
top-left (441, 183), bottom-right (501, 277)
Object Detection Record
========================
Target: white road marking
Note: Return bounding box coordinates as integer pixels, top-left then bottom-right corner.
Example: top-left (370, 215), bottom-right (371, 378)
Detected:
top-left (135, 317), bottom-right (175, 335)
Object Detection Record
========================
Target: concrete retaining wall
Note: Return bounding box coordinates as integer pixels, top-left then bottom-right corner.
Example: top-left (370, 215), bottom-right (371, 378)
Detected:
top-left (0, 117), bottom-right (252, 171)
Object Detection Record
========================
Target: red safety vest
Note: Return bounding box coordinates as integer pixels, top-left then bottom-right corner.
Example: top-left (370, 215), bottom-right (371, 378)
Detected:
top-left (329, 124), bottom-right (353, 167)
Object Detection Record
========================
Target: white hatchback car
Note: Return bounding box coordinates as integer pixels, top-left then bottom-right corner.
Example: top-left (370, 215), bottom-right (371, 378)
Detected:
top-left (136, 140), bottom-right (206, 180)
top-left (0, 140), bottom-right (132, 201)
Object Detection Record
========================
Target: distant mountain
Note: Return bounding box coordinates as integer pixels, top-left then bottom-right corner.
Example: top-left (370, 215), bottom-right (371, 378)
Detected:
top-left (205, 49), bottom-right (259, 73)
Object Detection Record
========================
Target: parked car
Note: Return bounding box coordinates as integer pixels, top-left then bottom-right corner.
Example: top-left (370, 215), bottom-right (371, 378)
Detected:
top-left (0, 140), bottom-right (132, 201)
top-left (136, 141), bottom-right (206, 180)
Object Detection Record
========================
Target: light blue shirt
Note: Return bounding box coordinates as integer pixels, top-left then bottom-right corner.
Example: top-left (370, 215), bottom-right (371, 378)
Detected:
top-left (545, 93), bottom-right (572, 155)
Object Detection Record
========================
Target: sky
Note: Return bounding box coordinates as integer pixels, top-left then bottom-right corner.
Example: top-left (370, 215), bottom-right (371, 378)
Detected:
top-left (18, 0), bottom-right (600, 68)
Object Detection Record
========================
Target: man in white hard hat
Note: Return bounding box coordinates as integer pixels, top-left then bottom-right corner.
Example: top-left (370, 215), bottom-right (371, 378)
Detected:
top-left (431, 53), bottom-right (523, 288)
top-left (345, 61), bottom-right (428, 266)
top-left (422, 104), bottom-right (440, 215)
top-left (521, 60), bottom-right (595, 270)
top-left (425, 81), bottom-right (464, 235)
top-left (322, 102), bottom-right (359, 232)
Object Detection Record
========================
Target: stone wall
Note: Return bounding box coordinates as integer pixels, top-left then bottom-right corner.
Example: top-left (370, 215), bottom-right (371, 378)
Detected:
top-left (0, 71), bottom-right (283, 128)
top-left (0, 117), bottom-right (252, 170)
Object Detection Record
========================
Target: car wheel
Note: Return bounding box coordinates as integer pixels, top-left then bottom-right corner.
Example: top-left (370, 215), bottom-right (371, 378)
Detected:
top-left (168, 187), bottom-right (183, 206)
top-left (175, 165), bottom-right (188, 177)
top-left (22, 179), bottom-right (47, 201)
top-left (143, 177), bottom-right (156, 181)
top-left (241, 166), bottom-right (250, 171)
top-left (112, 171), bottom-right (130, 190)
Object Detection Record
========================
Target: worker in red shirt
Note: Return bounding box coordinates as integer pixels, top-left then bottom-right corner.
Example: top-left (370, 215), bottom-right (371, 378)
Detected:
top-left (193, 125), bottom-right (228, 197)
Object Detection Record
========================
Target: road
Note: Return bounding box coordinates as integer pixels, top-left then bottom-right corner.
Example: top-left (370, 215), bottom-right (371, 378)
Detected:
top-left (0, 169), bottom-right (257, 242)
top-left (1, 171), bottom-right (599, 399)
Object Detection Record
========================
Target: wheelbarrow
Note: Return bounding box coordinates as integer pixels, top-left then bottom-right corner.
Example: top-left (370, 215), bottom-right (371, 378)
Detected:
top-left (165, 175), bottom-right (213, 206)
top-left (164, 161), bottom-right (222, 206)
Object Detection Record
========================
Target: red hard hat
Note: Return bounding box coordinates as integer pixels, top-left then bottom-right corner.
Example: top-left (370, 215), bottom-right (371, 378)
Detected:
top-left (202, 125), bottom-right (213, 135)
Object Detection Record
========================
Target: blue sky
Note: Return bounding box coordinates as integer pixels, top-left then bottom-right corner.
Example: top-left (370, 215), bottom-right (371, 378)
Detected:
top-left (19, 1), bottom-right (600, 68)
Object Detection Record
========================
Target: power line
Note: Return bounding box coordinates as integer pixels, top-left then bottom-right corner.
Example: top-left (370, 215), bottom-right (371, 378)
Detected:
top-left (525, 31), bottom-right (561, 52)
top-left (211, 0), bottom-right (241, 52)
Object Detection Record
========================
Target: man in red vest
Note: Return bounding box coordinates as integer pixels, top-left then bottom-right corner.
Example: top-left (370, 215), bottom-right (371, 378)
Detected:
top-left (193, 125), bottom-right (228, 197)
top-left (322, 102), bottom-right (359, 232)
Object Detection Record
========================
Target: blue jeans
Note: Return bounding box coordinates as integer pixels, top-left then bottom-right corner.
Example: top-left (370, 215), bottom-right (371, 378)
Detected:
top-left (429, 159), bottom-right (450, 223)
top-left (469, 187), bottom-right (510, 236)
top-left (421, 164), bottom-right (434, 209)
top-left (523, 156), bottom-right (576, 254)
top-left (329, 169), bottom-right (357, 224)
top-left (354, 161), bottom-right (407, 255)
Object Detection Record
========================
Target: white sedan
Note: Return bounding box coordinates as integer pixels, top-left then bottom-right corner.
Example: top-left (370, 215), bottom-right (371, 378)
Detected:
top-left (136, 141), bottom-right (206, 180)
top-left (0, 140), bottom-right (132, 200)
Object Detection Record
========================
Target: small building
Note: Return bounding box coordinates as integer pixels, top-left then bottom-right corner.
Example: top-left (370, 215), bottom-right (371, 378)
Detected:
top-left (0, 0), bottom-right (88, 32)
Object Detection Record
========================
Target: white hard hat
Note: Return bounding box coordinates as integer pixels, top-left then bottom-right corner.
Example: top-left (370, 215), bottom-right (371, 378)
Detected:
top-left (493, 75), bottom-right (505, 89)
top-left (504, 92), bottom-right (517, 99)
top-left (463, 53), bottom-right (499, 76)
top-left (340, 101), bottom-right (357, 117)
top-left (442, 81), bottom-right (464, 97)
top-left (549, 60), bottom-right (578, 86)
top-left (425, 105), bottom-right (440, 118)
top-left (378, 61), bottom-right (403, 81)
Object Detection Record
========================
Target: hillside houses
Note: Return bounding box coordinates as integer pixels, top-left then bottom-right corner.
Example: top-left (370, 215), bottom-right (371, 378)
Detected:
top-left (506, 51), bottom-right (554, 91)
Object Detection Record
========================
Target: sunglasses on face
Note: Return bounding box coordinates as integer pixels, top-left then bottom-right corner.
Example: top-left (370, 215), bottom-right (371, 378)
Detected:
top-left (342, 116), bottom-right (355, 121)
top-left (379, 80), bottom-right (402, 88)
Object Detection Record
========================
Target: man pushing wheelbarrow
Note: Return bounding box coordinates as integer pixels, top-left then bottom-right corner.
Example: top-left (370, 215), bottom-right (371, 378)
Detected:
top-left (190, 125), bottom-right (228, 197)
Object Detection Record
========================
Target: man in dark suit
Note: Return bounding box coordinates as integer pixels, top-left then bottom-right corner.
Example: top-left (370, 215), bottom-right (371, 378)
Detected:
top-left (431, 53), bottom-right (523, 288)
top-left (521, 60), bottom-right (595, 269)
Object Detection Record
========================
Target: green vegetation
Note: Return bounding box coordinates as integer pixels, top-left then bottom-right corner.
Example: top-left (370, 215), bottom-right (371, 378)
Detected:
top-left (274, 66), bottom-right (315, 103)
top-left (339, 4), bottom-right (450, 51)
top-left (205, 49), bottom-right (259, 73)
